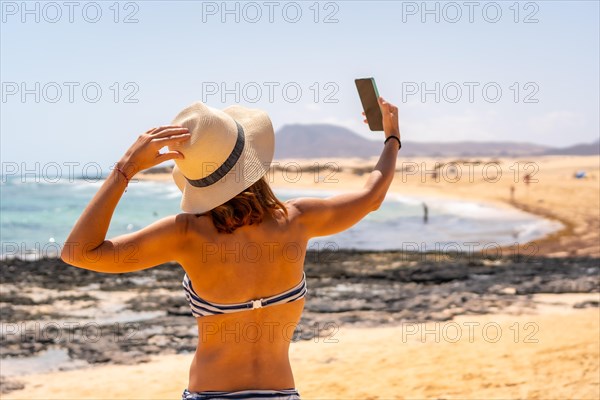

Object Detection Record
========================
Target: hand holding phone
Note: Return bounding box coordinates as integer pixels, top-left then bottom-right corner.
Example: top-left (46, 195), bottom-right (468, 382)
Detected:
top-left (355, 77), bottom-right (400, 138)
top-left (376, 97), bottom-right (400, 139)
top-left (355, 78), bottom-right (383, 131)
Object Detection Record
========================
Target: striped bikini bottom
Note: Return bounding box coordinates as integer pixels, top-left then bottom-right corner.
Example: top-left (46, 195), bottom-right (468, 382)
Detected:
top-left (182, 388), bottom-right (301, 400)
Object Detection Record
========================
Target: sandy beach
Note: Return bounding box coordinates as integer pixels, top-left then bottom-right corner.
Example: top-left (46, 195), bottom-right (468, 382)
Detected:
top-left (3, 304), bottom-right (599, 399)
top-left (282, 155), bottom-right (600, 259)
top-left (1, 155), bottom-right (598, 399)
top-left (3, 0), bottom-right (598, 396)
top-left (137, 155), bottom-right (600, 258)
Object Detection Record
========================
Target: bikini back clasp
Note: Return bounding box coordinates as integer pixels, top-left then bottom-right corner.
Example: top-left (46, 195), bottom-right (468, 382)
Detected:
top-left (182, 272), bottom-right (307, 318)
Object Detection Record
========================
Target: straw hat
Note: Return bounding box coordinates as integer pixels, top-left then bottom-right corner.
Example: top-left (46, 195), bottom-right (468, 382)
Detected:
top-left (168, 101), bottom-right (275, 214)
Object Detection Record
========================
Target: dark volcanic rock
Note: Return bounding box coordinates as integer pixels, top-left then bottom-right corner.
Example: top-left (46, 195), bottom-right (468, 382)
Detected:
top-left (0, 376), bottom-right (25, 394)
top-left (0, 251), bottom-right (598, 394)
top-left (573, 300), bottom-right (600, 309)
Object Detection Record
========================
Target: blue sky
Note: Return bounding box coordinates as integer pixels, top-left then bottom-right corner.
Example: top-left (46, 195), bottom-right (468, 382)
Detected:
top-left (1, 0), bottom-right (599, 172)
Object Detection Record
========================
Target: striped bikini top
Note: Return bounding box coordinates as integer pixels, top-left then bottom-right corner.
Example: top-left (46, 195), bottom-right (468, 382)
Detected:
top-left (182, 272), bottom-right (308, 318)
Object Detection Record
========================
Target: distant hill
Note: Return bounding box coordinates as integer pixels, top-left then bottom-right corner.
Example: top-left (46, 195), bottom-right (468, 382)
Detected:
top-left (542, 139), bottom-right (600, 156)
top-left (396, 141), bottom-right (552, 157)
top-left (273, 124), bottom-right (592, 158)
top-left (274, 124), bottom-right (382, 158)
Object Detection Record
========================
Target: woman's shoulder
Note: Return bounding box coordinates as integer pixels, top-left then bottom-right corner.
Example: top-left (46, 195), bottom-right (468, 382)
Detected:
top-left (172, 212), bottom-right (213, 238)
top-left (279, 199), bottom-right (313, 233)
top-left (284, 196), bottom-right (330, 210)
top-left (282, 197), bottom-right (325, 221)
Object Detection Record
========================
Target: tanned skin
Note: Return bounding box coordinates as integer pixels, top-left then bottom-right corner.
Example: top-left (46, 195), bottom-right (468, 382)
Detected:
top-left (62, 97), bottom-right (400, 391)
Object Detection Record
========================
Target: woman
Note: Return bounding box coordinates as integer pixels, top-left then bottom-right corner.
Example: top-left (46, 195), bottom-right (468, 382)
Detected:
top-left (61, 97), bottom-right (400, 400)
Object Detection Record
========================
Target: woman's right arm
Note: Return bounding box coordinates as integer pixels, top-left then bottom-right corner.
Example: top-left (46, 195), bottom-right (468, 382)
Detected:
top-left (290, 97), bottom-right (400, 238)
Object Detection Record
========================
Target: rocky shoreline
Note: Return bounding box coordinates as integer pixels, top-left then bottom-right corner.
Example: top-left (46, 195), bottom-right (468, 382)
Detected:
top-left (1, 250), bottom-right (599, 393)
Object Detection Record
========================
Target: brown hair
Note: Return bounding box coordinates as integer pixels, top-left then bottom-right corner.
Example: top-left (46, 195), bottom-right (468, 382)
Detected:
top-left (197, 176), bottom-right (289, 234)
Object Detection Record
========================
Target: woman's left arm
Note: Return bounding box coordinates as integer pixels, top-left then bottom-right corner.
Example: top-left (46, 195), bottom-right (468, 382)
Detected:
top-left (61, 125), bottom-right (191, 274)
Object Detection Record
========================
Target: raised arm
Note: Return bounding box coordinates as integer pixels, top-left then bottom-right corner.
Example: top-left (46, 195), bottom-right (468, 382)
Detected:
top-left (290, 97), bottom-right (400, 238)
top-left (61, 125), bottom-right (191, 273)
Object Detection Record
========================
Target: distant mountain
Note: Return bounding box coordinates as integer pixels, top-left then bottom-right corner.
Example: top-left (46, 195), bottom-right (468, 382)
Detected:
top-left (542, 139), bottom-right (600, 156)
top-left (396, 141), bottom-right (552, 157)
top-left (274, 124), bottom-right (381, 158)
top-left (273, 124), bottom-right (586, 158)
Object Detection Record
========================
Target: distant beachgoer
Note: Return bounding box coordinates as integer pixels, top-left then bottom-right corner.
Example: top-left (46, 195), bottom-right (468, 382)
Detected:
top-left (61, 96), bottom-right (401, 400)
top-left (422, 202), bottom-right (429, 224)
top-left (510, 185), bottom-right (515, 202)
top-left (523, 173), bottom-right (532, 198)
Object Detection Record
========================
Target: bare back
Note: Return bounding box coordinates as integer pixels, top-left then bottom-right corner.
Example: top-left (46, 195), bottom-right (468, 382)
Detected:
top-left (178, 202), bottom-right (309, 391)
top-left (61, 96), bottom-right (400, 395)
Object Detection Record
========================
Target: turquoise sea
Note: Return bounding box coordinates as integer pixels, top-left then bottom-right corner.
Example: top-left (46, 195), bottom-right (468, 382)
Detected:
top-left (0, 175), bottom-right (563, 259)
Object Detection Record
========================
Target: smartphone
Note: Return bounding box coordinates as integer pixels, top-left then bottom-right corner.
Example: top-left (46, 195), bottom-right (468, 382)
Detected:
top-left (355, 77), bottom-right (383, 131)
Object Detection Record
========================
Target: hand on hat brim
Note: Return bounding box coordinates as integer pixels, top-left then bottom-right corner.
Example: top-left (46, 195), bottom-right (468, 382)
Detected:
top-left (118, 126), bottom-right (191, 179)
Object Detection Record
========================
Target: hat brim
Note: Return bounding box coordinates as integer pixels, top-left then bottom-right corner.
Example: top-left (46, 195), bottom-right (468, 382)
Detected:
top-left (171, 105), bottom-right (274, 214)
